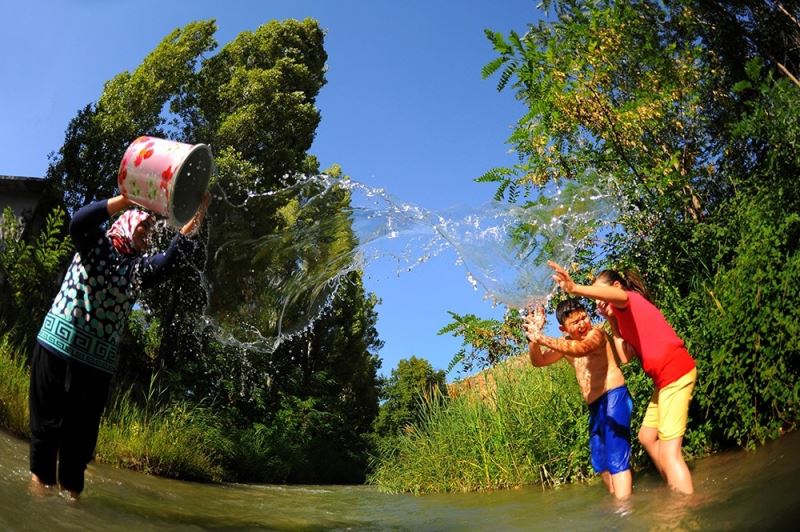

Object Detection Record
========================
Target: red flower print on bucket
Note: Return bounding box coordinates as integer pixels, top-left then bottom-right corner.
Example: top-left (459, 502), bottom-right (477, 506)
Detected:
top-left (134, 141), bottom-right (155, 167)
top-left (118, 155), bottom-right (129, 183)
top-left (160, 166), bottom-right (173, 191)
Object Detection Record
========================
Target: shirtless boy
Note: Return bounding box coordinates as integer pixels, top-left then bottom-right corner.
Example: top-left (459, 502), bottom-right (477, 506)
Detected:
top-left (523, 299), bottom-right (633, 499)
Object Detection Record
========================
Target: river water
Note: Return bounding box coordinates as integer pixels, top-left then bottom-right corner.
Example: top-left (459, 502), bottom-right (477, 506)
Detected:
top-left (1, 429), bottom-right (798, 530)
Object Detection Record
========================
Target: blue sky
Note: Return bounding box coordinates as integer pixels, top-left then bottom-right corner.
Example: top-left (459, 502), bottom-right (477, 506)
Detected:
top-left (0, 0), bottom-right (545, 379)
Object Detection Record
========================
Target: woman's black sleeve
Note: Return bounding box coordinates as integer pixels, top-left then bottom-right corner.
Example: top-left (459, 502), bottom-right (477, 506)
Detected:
top-left (68, 199), bottom-right (110, 253)
top-left (138, 233), bottom-right (193, 290)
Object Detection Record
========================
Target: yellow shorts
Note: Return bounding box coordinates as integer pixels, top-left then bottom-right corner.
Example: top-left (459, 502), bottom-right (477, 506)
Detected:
top-left (641, 368), bottom-right (697, 441)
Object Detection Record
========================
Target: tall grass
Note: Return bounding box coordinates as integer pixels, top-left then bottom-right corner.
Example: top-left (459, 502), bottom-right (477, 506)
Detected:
top-left (0, 338), bottom-right (234, 482)
top-left (370, 362), bottom-right (593, 494)
top-left (0, 336), bottom-right (30, 438)
top-left (96, 380), bottom-right (233, 482)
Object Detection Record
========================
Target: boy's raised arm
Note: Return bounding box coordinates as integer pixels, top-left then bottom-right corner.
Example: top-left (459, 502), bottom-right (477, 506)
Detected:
top-left (527, 340), bottom-right (564, 367)
top-left (535, 328), bottom-right (605, 358)
top-left (522, 308), bottom-right (563, 367)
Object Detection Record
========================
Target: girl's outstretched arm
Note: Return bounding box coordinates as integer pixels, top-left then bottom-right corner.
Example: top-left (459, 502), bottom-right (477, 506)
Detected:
top-left (547, 261), bottom-right (628, 308)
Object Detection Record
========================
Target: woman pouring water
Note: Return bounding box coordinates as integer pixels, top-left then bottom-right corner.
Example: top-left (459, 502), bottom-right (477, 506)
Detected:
top-left (30, 191), bottom-right (210, 499)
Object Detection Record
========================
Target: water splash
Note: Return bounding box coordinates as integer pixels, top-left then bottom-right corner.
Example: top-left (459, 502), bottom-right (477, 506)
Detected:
top-left (154, 173), bottom-right (617, 353)
top-left (435, 179), bottom-right (616, 310)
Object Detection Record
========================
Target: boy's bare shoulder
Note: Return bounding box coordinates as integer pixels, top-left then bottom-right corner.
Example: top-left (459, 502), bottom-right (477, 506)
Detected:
top-left (576, 327), bottom-right (609, 357)
top-left (581, 326), bottom-right (607, 342)
top-left (591, 325), bottom-right (609, 341)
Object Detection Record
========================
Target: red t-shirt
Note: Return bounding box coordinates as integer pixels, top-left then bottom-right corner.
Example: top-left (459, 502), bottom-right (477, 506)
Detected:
top-left (612, 291), bottom-right (695, 389)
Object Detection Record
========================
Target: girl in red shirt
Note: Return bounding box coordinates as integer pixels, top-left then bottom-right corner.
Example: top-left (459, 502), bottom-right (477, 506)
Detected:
top-left (548, 260), bottom-right (696, 495)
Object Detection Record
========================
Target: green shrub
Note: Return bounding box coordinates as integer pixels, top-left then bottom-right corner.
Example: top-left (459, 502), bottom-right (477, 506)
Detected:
top-left (687, 202), bottom-right (800, 449)
top-left (0, 206), bottom-right (72, 347)
top-left (228, 421), bottom-right (295, 483)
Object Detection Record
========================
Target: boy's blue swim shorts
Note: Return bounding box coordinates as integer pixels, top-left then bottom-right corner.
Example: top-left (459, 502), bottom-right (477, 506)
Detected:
top-left (588, 385), bottom-right (633, 474)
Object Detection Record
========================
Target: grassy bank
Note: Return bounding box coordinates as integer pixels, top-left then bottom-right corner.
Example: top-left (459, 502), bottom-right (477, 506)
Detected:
top-left (371, 362), bottom-right (596, 494)
top-left (0, 339), bottom-right (230, 482)
top-left (96, 386), bottom-right (232, 482)
top-left (369, 356), bottom-right (679, 494)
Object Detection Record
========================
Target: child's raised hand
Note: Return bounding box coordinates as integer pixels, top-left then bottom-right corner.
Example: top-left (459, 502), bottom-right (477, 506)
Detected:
top-left (522, 305), bottom-right (546, 343)
top-left (529, 305), bottom-right (546, 330)
top-left (548, 260), bottom-right (575, 294)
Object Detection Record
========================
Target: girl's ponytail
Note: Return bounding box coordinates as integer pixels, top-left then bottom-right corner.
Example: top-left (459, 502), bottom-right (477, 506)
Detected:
top-left (596, 269), bottom-right (652, 302)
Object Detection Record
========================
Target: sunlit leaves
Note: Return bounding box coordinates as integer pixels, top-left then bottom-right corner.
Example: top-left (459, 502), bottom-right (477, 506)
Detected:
top-left (97, 21), bottom-right (218, 142)
top-left (439, 310), bottom-right (526, 375)
top-left (482, 0), bottom-right (719, 234)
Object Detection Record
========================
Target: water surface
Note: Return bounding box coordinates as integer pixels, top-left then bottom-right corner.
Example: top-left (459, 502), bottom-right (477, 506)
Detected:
top-left (2, 429), bottom-right (798, 530)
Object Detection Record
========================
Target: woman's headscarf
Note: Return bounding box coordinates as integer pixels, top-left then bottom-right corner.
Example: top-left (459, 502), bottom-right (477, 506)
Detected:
top-left (107, 209), bottom-right (152, 255)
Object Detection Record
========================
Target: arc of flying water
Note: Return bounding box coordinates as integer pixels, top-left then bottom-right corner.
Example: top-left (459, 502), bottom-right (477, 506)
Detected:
top-left (159, 171), bottom-right (620, 354)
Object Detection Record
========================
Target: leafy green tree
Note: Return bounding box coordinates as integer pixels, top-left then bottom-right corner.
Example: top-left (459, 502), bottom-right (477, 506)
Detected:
top-left (476, 0), bottom-right (800, 453)
top-left (682, 67), bottom-right (800, 449)
top-left (260, 272), bottom-right (383, 482)
top-left (147, 19), bottom-right (333, 387)
top-left (439, 310), bottom-right (526, 375)
top-left (373, 356), bottom-right (447, 439)
top-left (46, 21), bottom-right (218, 212)
top-left (482, 0), bottom-right (718, 229)
top-left (688, 1), bottom-right (800, 94)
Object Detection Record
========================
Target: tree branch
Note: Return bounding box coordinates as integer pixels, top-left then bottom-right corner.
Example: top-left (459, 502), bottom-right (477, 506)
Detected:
top-left (777, 2), bottom-right (800, 29)
top-left (776, 61), bottom-right (800, 88)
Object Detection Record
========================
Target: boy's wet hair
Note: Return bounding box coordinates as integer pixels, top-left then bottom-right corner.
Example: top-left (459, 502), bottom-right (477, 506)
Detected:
top-left (555, 298), bottom-right (587, 325)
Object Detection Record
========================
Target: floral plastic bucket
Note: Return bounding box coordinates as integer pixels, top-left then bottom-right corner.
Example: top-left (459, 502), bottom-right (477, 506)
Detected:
top-left (117, 136), bottom-right (213, 228)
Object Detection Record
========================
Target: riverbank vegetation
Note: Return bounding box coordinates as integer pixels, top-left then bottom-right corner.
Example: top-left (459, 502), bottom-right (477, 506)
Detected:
top-left (371, 361), bottom-right (589, 494)
top-left (1, 1), bottom-right (798, 493)
top-left (374, 0), bottom-right (799, 492)
top-left (0, 338), bottom-right (30, 438)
